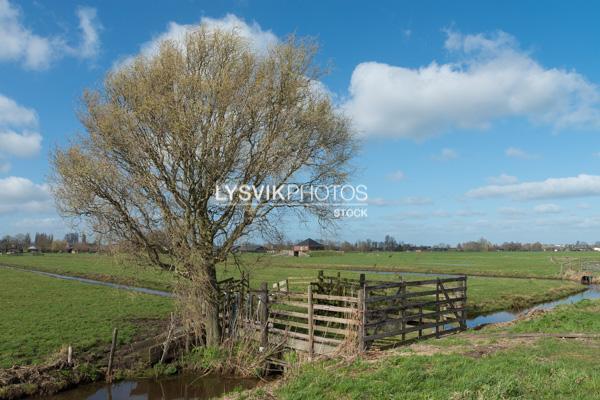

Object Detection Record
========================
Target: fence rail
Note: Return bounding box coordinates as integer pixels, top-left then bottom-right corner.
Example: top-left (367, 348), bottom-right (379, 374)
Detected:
top-left (250, 272), bottom-right (468, 355)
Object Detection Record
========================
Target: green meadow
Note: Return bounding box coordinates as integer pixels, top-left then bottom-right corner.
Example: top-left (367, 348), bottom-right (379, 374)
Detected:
top-left (0, 267), bottom-right (172, 368)
top-left (0, 251), bottom-right (589, 368)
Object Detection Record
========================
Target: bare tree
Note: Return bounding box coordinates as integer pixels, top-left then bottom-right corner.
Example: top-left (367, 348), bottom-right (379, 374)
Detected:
top-left (51, 28), bottom-right (355, 345)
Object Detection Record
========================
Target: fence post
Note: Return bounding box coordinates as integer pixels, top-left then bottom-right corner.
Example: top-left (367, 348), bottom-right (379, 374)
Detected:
top-left (358, 275), bottom-right (367, 351)
top-left (436, 279), bottom-right (441, 338)
top-left (462, 276), bottom-right (468, 329)
top-left (307, 284), bottom-right (315, 358)
top-left (401, 282), bottom-right (406, 342)
top-left (259, 282), bottom-right (269, 349)
top-left (106, 328), bottom-right (118, 383)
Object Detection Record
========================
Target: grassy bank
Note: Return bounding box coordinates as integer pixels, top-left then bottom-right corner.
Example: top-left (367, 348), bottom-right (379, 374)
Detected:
top-left (246, 299), bottom-right (600, 400)
top-left (0, 268), bottom-right (172, 368)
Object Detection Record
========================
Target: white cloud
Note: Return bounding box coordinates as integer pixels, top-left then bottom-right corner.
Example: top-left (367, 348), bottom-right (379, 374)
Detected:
top-left (534, 203), bottom-right (561, 214)
top-left (467, 174), bottom-right (600, 200)
top-left (498, 207), bottom-right (526, 216)
top-left (403, 196), bottom-right (433, 206)
top-left (74, 6), bottom-right (101, 59)
top-left (13, 217), bottom-right (62, 229)
top-left (0, 93), bottom-right (42, 163)
top-left (432, 148), bottom-right (458, 161)
top-left (0, 131), bottom-right (42, 157)
top-left (0, 176), bottom-right (52, 214)
top-left (0, 93), bottom-right (37, 126)
top-left (0, 0), bottom-right (54, 69)
top-left (387, 170), bottom-right (405, 181)
top-left (0, 0), bottom-right (100, 70)
top-left (115, 14), bottom-right (278, 69)
top-left (342, 30), bottom-right (600, 139)
top-left (487, 173), bottom-right (518, 185)
top-left (505, 147), bottom-right (539, 160)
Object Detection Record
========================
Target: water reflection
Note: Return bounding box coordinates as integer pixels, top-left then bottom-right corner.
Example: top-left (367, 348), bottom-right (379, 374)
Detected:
top-left (467, 285), bottom-right (600, 328)
top-left (36, 374), bottom-right (259, 400)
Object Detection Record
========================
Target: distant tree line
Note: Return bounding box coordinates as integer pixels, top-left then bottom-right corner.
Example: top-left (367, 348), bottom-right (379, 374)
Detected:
top-left (0, 232), bottom-right (99, 253)
top-left (265, 235), bottom-right (600, 253)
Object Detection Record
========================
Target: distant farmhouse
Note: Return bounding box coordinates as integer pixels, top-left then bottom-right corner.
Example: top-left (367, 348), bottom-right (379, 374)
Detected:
top-left (27, 245), bottom-right (41, 254)
top-left (235, 243), bottom-right (267, 253)
top-left (293, 238), bottom-right (324, 256)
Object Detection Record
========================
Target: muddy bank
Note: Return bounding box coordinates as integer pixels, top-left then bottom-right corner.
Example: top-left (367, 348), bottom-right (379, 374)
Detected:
top-left (0, 358), bottom-right (101, 400)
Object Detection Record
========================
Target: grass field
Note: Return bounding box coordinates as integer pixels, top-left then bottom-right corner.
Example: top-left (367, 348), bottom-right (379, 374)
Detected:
top-left (230, 250), bottom-right (599, 279)
top-left (0, 253), bottom-right (585, 316)
top-left (252, 299), bottom-right (600, 400)
top-left (0, 268), bottom-right (172, 368)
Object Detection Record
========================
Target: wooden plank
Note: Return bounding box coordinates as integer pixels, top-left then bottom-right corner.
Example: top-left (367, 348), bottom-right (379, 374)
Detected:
top-left (366, 287), bottom-right (463, 304)
top-left (358, 285), bottom-right (366, 351)
top-left (270, 309), bottom-right (357, 325)
top-left (365, 308), bottom-right (465, 328)
top-left (274, 300), bottom-right (355, 313)
top-left (438, 280), bottom-right (465, 329)
top-left (308, 285), bottom-right (314, 358)
top-left (365, 277), bottom-right (464, 291)
top-left (259, 282), bottom-right (269, 347)
top-left (365, 297), bottom-right (466, 315)
top-left (269, 334), bottom-right (338, 355)
top-left (269, 318), bottom-right (349, 336)
top-left (313, 304), bottom-right (356, 313)
top-left (364, 318), bottom-right (462, 342)
top-left (269, 327), bottom-right (343, 345)
top-left (312, 293), bottom-right (359, 303)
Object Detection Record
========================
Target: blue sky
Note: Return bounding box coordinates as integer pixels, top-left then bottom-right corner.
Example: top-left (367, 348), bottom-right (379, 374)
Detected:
top-left (2, 0), bottom-right (600, 245)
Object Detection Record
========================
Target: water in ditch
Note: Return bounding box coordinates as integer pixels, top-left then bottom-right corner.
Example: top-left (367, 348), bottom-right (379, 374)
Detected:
top-left (34, 374), bottom-right (261, 400)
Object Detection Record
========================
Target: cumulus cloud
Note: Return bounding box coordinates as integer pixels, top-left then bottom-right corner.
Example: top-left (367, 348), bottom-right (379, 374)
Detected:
top-left (467, 174), bottom-right (600, 200)
top-left (0, 176), bottom-right (52, 213)
top-left (0, 0), bottom-right (54, 69)
top-left (386, 170), bottom-right (405, 181)
top-left (0, 131), bottom-right (42, 157)
top-left (115, 14), bottom-right (278, 69)
top-left (534, 203), bottom-right (561, 214)
top-left (0, 0), bottom-right (100, 70)
top-left (342, 30), bottom-right (600, 139)
top-left (487, 173), bottom-right (518, 185)
top-left (0, 93), bottom-right (42, 164)
top-left (0, 93), bottom-right (37, 126)
top-left (432, 148), bottom-right (458, 161)
top-left (505, 147), bottom-right (540, 160)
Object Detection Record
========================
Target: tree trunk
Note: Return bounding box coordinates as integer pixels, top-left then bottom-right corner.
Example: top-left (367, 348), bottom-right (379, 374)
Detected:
top-left (204, 262), bottom-right (221, 346)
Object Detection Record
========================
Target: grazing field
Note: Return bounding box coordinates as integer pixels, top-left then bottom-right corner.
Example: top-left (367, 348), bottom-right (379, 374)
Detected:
top-left (0, 253), bottom-right (585, 316)
top-left (0, 268), bottom-right (172, 368)
top-left (0, 253), bottom-right (177, 291)
top-left (231, 250), bottom-right (600, 279)
top-left (256, 300), bottom-right (600, 400)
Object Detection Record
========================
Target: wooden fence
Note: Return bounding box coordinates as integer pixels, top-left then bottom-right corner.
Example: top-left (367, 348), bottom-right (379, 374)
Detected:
top-left (239, 271), bottom-right (468, 356)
